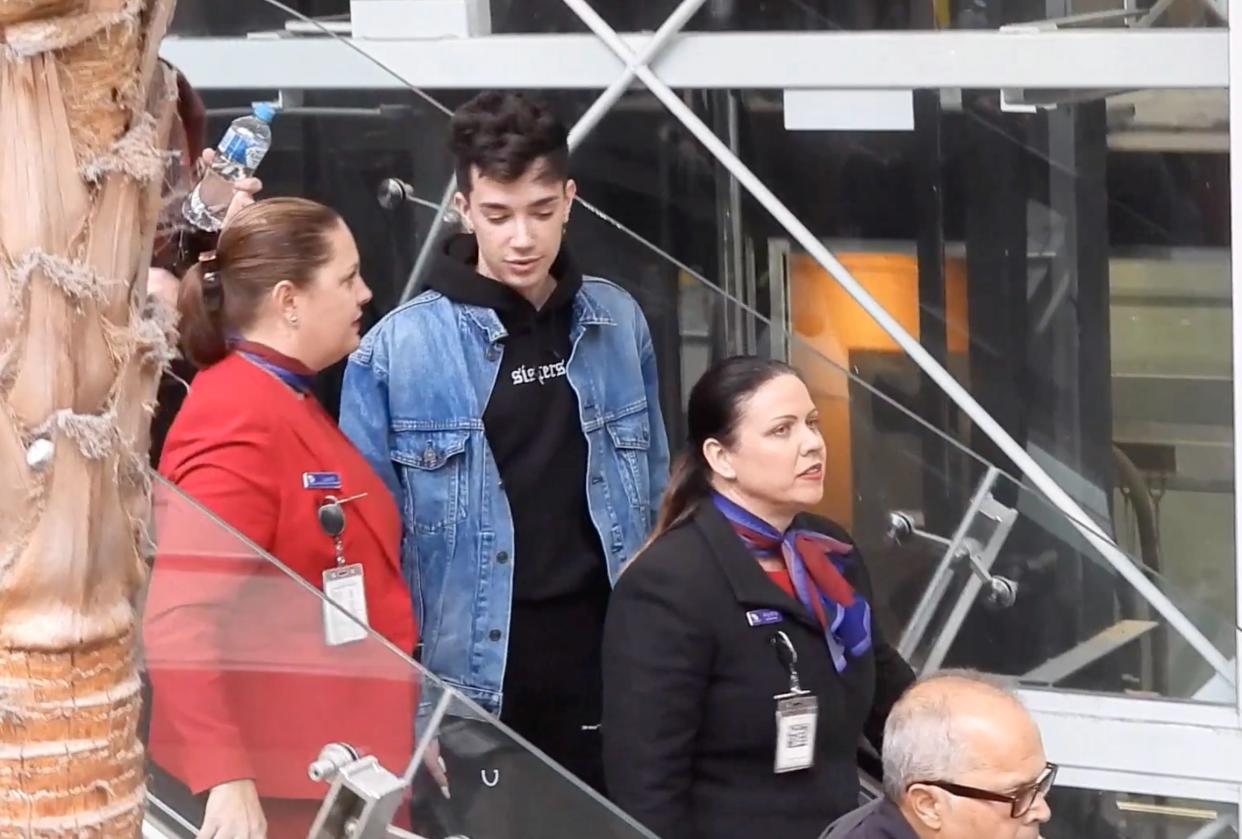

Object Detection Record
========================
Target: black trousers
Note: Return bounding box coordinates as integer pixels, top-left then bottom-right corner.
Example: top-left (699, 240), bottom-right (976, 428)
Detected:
top-left (410, 715), bottom-right (638, 839)
top-left (499, 679), bottom-right (606, 797)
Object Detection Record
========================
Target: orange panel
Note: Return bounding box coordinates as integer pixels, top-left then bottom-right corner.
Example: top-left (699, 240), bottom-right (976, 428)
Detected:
top-left (787, 251), bottom-right (969, 529)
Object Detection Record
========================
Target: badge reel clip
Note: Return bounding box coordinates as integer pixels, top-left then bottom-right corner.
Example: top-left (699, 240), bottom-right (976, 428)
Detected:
top-left (771, 630), bottom-right (819, 774)
top-left (318, 493), bottom-right (370, 646)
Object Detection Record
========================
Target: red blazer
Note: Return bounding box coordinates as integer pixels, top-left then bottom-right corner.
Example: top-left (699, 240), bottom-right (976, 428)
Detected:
top-left (144, 352), bottom-right (419, 800)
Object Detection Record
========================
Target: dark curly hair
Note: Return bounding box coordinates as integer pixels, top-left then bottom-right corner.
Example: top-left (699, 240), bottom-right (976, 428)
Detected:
top-left (450, 91), bottom-right (569, 193)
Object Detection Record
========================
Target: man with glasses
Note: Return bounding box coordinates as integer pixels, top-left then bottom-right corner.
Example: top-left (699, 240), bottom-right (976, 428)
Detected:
top-left (822, 671), bottom-right (1054, 839)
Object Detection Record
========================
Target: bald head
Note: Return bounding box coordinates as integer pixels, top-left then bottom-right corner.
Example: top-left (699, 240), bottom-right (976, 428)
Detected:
top-left (882, 671), bottom-right (1040, 801)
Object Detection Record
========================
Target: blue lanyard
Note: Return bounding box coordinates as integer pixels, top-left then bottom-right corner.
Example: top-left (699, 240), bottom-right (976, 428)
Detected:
top-left (237, 351), bottom-right (316, 394)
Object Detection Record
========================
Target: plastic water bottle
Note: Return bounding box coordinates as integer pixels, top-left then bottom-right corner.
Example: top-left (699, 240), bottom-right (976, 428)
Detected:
top-left (182, 102), bottom-right (276, 232)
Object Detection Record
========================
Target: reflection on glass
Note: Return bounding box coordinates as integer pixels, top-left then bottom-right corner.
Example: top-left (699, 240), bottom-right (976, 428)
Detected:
top-left (164, 0), bottom-right (1227, 36)
top-left (407, 695), bottom-right (656, 839)
top-left (1047, 789), bottom-right (1239, 839)
top-left (143, 479), bottom-right (658, 837)
top-left (143, 478), bottom-right (423, 836)
top-left (630, 0), bottom-right (1223, 31)
top-left (168, 0), bottom-right (349, 38)
top-left (731, 87), bottom-right (1231, 702)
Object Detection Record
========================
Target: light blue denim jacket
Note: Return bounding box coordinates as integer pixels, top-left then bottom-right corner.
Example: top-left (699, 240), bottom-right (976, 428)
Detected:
top-left (339, 276), bottom-right (670, 713)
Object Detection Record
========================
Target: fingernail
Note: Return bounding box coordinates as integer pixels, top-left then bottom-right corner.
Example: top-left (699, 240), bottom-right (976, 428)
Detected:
top-left (439, 784), bottom-right (451, 800)
top-left (437, 757), bottom-right (447, 774)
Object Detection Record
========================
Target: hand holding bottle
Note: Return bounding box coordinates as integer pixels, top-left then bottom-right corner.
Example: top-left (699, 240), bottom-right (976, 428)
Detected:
top-left (196, 148), bottom-right (263, 229)
top-left (183, 102), bottom-right (275, 232)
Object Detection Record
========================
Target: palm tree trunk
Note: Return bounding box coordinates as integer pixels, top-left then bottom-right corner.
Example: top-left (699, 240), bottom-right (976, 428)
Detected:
top-left (0, 0), bottom-right (178, 834)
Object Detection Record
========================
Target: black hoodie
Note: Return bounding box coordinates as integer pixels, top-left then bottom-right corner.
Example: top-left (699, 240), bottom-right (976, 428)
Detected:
top-left (425, 237), bottom-right (609, 770)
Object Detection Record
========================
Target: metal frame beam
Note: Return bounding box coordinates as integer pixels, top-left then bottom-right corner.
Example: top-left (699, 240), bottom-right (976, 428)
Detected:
top-left (566, 0), bottom-right (709, 148)
top-left (1030, 701), bottom-right (1242, 788)
top-left (159, 30), bottom-right (1227, 91)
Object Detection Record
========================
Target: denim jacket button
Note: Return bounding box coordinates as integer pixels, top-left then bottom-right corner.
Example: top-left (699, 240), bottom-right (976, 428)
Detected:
top-left (489, 629), bottom-right (503, 641)
top-left (486, 345), bottom-right (500, 361)
top-left (496, 551), bottom-right (509, 564)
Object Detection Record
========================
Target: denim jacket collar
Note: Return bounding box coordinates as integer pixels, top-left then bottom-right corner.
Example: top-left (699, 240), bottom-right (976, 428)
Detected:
top-left (574, 285), bottom-right (618, 327)
top-left (458, 284), bottom-right (618, 343)
top-left (460, 304), bottom-right (508, 343)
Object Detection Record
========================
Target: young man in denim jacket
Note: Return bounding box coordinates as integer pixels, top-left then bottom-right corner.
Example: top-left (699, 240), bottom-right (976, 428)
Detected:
top-left (340, 92), bottom-right (670, 796)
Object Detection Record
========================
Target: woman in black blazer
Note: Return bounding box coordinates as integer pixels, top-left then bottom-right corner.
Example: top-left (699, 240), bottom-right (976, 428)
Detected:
top-left (603, 357), bottom-right (914, 839)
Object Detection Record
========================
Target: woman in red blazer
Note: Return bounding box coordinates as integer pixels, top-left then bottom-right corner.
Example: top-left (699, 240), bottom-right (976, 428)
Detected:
top-left (143, 197), bottom-right (418, 839)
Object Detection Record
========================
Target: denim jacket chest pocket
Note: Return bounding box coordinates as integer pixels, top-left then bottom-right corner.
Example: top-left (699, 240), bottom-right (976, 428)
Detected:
top-left (605, 410), bottom-right (652, 517)
top-left (391, 428), bottom-right (470, 534)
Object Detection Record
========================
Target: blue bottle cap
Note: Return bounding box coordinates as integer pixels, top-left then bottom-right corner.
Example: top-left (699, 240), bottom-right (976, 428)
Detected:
top-left (252, 102), bottom-right (277, 123)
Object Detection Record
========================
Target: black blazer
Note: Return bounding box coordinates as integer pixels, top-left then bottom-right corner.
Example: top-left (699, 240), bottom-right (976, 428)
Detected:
top-left (602, 502), bottom-right (915, 839)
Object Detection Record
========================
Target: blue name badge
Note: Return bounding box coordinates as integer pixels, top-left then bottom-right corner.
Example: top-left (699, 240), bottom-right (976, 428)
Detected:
top-left (303, 471), bottom-right (342, 490)
top-left (746, 609), bottom-right (783, 627)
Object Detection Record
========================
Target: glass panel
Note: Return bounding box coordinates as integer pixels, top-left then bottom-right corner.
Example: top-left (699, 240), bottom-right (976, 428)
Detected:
top-left (407, 694), bottom-right (657, 839)
top-left (517, 0), bottom-right (1225, 32)
top-left (143, 478), bottom-right (654, 837)
top-left (1047, 788), bottom-right (1239, 838)
top-left (573, 83), bottom-right (1233, 699)
top-left (489, 0), bottom-right (592, 32)
top-left (142, 477), bottom-right (428, 835)
top-left (164, 0), bottom-right (1227, 40)
top-left (167, 0), bottom-right (348, 38)
top-left (650, 0), bottom-right (1224, 30)
top-left (716, 294), bottom-right (1234, 701)
top-left (700, 87), bottom-right (1235, 700)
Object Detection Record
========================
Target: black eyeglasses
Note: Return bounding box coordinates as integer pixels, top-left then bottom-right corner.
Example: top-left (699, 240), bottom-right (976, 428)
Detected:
top-left (912, 763), bottom-right (1057, 819)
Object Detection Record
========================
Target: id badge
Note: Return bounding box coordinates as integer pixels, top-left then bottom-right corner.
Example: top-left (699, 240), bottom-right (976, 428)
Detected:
top-left (774, 693), bottom-right (818, 773)
top-left (322, 564), bottom-right (370, 646)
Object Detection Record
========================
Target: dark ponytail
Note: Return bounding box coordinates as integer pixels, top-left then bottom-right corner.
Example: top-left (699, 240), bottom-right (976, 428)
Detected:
top-left (177, 260), bottom-right (228, 367)
top-left (174, 197), bottom-right (343, 369)
top-left (643, 451), bottom-right (711, 550)
top-left (641, 356), bottom-right (798, 552)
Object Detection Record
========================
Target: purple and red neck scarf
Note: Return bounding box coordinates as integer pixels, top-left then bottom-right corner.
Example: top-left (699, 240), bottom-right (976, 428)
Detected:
top-left (232, 339), bottom-right (316, 395)
top-left (713, 493), bottom-right (872, 673)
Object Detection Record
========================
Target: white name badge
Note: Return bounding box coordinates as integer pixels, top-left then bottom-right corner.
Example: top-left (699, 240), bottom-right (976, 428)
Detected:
top-left (774, 693), bottom-right (818, 773)
top-left (322, 564), bottom-right (370, 646)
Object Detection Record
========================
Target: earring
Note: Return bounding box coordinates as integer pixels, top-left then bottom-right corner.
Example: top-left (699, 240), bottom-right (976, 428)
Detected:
top-left (288, 312), bottom-right (300, 328)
